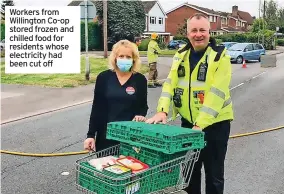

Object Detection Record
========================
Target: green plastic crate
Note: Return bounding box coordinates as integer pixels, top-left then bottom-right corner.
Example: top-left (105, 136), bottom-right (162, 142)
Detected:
top-left (107, 121), bottom-right (205, 154)
top-left (119, 143), bottom-right (186, 167)
top-left (78, 161), bottom-right (180, 194)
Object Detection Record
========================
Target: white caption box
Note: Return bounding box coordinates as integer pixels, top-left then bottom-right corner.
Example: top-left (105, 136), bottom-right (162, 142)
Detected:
top-left (5, 6), bottom-right (80, 74)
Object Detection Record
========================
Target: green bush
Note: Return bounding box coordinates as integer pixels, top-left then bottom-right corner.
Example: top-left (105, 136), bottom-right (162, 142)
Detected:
top-left (81, 21), bottom-right (102, 51)
top-left (138, 38), bottom-right (150, 51)
top-left (1, 23), bottom-right (4, 40)
top-left (216, 39), bottom-right (223, 45)
top-left (173, 35), bottom-right (190, 43)
top-left (277, 39), bottom-right (284, 46)
top-left (214, 30), bottom-right (276, 50)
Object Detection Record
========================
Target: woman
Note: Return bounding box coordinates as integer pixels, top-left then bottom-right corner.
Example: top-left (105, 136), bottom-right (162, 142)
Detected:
top-left (84, 40), bottom-right (149, 152)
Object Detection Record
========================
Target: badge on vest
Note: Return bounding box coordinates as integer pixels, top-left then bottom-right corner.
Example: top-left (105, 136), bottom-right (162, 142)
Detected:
top-left (193, 90), bottom-right (205, 105)
top-left (178, 65), bottom-right (185, 77)
top-left (197, 63), bottom-right (208, 82)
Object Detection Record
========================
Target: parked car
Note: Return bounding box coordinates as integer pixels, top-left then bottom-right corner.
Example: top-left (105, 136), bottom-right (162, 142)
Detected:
top-left (0, 39), bottom-right (4, 51)
top-left (227, 43), bottom-right (266, 64)
top-left (167, 40), bottom-right (187, 49)
top-left (219, 42), bottom-right (237, 49)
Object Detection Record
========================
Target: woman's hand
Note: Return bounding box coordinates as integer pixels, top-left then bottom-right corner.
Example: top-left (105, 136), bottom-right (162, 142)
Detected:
top-left (84, 138), bottom-right (96, 151)
top-left (133, 115), bottom-right (147, 122)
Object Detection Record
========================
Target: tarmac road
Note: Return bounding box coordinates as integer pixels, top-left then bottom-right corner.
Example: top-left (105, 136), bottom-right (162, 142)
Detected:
top-left (1, 54), bottom-right (284, 194)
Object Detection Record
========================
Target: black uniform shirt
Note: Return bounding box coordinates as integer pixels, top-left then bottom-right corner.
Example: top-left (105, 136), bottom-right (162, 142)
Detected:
top-left (87, 70), bottom-right (148, 145)
top-left (189, 49), bottom-right (206, 74)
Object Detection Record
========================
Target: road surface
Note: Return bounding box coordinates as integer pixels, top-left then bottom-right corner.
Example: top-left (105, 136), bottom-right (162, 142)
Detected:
top-left (1, 54), bottom-right (284, 194)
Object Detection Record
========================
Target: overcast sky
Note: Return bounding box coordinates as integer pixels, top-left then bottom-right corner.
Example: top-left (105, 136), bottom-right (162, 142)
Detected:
top-left (10, 0), bottom-right (284, 18)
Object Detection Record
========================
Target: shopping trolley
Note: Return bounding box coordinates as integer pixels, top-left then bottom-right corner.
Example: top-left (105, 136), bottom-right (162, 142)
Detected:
top-left (75, 121), bottom-right (205, 194)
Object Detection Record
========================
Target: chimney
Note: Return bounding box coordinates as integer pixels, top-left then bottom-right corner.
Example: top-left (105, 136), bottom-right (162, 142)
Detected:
top-left (232, 5), bottom-right (238, 17)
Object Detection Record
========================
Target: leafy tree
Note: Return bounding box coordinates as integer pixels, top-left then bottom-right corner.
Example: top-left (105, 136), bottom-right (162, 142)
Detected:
top-left (252, 18), bottom-right (267, 32)
top-left (94, 0), bottom-right (146, 48)
top-left (1, 0), bottom-right (15, 20)
top-left (176, 18), bottom-right (187, 36)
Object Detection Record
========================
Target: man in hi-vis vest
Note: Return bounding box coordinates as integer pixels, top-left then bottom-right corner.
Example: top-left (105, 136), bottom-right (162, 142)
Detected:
top-left (147, 33), bottom-right (162, 88)
top-left (146, 13), bottom-right (234, 194)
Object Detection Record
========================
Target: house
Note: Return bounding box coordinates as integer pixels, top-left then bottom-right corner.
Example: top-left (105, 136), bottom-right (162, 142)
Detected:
top-left (141, 0), bottom-right (170, 43)
top-left (67, 0), bottom-right (97, 22)
top-left (165, 3), bottom-right (254, 37)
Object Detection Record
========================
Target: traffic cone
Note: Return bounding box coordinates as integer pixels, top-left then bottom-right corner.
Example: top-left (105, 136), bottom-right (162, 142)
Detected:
top-left (242, 58), bottom-right (247, 68)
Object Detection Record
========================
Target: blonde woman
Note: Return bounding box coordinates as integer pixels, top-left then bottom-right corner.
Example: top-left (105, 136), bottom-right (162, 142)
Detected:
top-left (84, 40), bottom-right (149, 152)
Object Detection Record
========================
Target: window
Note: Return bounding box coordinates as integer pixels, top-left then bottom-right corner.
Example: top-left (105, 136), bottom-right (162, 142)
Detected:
top-left (158, 17), bottom-right (163, 25)
top-left (254, 44), bottom-right (263, 50)
top-left (245, 44), bottom-right (253, 51)
top-left (150, 17), bottom-right (156, 24)
top-left (209, 16), bottom-right (213, 22)
top-left (221, 18), bottom-right (227, 24)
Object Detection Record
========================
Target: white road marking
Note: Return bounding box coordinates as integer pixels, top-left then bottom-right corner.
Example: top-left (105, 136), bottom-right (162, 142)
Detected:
top-left (252, 72), bottom-right (266, 79)
top-left (230, 83), bottom-right (244, 91)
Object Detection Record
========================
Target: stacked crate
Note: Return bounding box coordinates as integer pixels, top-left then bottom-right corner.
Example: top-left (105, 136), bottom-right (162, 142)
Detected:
top-left (78, 121), bottom-right (206, 194)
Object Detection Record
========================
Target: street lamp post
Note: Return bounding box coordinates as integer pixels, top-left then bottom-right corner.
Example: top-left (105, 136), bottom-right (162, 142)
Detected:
top-left (84, 0), bottom-right (90, 81)
top-left (103, 0), bottom-right (108, 58)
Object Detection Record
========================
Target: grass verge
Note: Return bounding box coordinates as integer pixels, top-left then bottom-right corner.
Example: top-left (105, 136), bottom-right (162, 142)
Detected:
top-left (1, 56), bottom-right (149, 88)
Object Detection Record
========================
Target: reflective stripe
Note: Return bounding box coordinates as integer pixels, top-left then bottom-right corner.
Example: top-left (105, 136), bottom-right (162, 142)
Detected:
top-left (210, 87), bottom-right (225, 99)
top-left (191, 81), bottom-right (206, 87)
top-left (200, 106), bottom-right (219, 118)
top-left (177, 79), bottom-right (187, 87)
top-left (165, 78), bottom-right (171, 84)
top-left (222, 98), bottom-right (232, 108)
top-left (161, 92), bottom-right (172, 99)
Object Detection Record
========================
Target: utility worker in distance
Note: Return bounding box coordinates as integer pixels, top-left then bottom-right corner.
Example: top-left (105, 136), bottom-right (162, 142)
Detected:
top-left (147, 33), bottom-right (162, 88)
top-left (146, 13), bottom-right (234, 194)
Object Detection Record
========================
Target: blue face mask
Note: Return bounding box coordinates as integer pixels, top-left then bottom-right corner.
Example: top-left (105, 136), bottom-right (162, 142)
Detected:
top-left (117, 58), bottom-right (133, 72)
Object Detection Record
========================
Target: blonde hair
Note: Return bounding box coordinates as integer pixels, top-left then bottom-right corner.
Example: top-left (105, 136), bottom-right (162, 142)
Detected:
top-left (109, 39), bottom-right (141, 73)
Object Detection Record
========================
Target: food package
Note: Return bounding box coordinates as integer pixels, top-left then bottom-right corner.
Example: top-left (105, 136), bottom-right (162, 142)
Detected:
top-left (88, 156), bottom-right (118, 171)
top-left (116, 156), bottom-right (149, 174)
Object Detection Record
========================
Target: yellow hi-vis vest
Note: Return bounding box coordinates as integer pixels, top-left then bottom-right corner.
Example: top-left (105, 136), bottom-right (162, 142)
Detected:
top-left (157, 44), bottom-right (234, 129)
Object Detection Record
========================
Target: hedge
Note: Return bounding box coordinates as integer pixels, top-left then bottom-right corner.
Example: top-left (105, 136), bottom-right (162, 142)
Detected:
top-left (277, 39), bottom-right (284, 46)
top-left (173, 31), bottom-right (276, 50)
top-left (138, 38), bottom-right (150, 51)
top-left (80, 21), bottom-right (102, 51)
top-left (1, 23), bottom-right (5, 40)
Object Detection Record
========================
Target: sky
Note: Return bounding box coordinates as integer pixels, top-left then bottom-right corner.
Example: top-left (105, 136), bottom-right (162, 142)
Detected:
top-left (9, 0), bottom-right (284, 18)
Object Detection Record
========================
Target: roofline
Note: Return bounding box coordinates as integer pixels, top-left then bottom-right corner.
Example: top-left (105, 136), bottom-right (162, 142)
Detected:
top-left (146, 0), bottom-right (167, 18)
top-left (166, 2), bottom-right (220, 17)
top-left (156, 1), bottom-right (168, 18)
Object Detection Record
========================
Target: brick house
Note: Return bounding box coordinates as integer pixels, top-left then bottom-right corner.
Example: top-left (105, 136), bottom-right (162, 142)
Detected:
top-left (165, 3), bottom-right (254, 37)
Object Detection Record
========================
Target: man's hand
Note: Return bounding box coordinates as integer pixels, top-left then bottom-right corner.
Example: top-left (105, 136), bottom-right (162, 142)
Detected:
top-left (192, 125), bottom-right (202, 130)
top-left (145, 112), bottom-right (167, 124)
top-left (133, 115), bottom-right (147, 122)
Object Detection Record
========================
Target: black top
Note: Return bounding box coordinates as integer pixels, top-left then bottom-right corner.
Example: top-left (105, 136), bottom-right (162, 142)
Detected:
top-left (189, 49), bottom-right (206, 74)
top-left (87, 70), bottom-right (148, 150)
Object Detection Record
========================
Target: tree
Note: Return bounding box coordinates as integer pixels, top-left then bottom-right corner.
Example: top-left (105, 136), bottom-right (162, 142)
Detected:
top-left (176, 19), bottom-right (187, 36)
top-left (94, 0), bottom-right (146, 48)
top-left (1, 0), bottom-right (15, 20)
top-left (252, 18), bottom-right (267, 33)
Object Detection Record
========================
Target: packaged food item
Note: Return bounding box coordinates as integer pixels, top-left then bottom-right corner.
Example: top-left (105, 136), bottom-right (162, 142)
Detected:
top-left (88, 156), bottom-right (118, 171)
top-left (117, 156), bottom-right (149, 173)
top-left (104, 164), bottom-right (132, 177)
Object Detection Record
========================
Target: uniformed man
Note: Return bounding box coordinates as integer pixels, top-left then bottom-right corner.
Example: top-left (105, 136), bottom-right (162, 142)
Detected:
top-left (146, 13), bottom-right (234, 194)
top-left (134, 37), bottom-right (142, 47)
top-left (147, 33), bottom-right (162, 88)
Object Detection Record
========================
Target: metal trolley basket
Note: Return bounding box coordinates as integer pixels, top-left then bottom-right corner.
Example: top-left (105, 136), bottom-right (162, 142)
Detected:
top-left (75, 144), bottom-right (201, 194)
